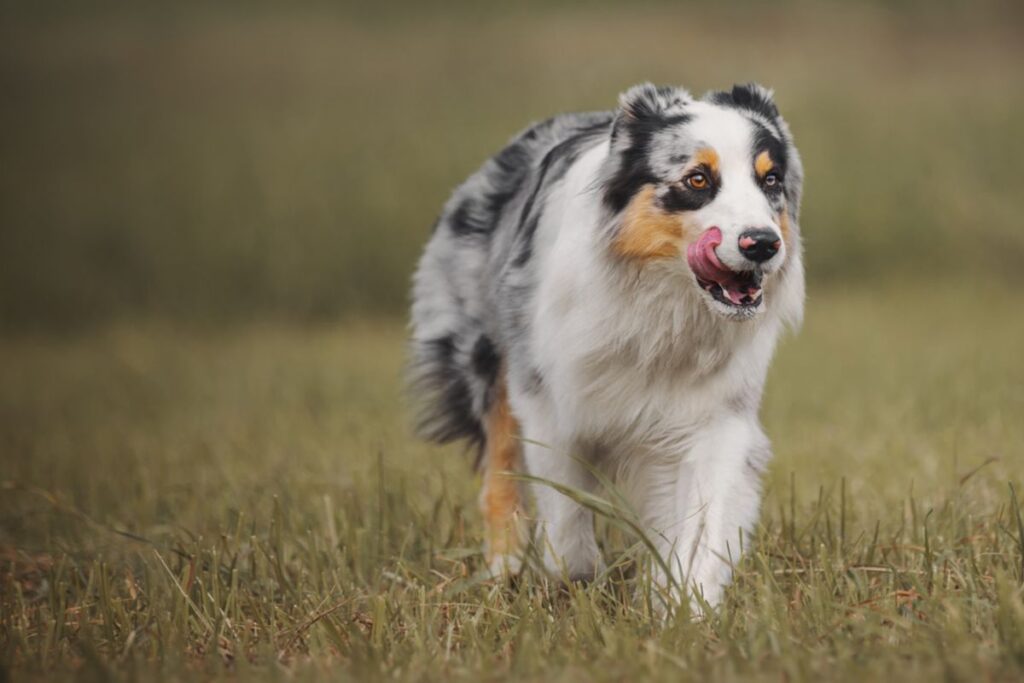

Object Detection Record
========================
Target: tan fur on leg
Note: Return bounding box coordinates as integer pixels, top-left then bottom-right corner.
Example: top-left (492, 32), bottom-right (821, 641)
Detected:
top-left (480, 373), bottom-right (526, 574)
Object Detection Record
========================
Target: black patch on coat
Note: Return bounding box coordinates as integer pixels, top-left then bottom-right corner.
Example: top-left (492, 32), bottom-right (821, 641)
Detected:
top-left (449, 198), bottom-right (487, 236)
top-left (471, 334), bottom-right (500, 385)
top-left (449, 152), bottom-right (530, 237)
top-left (512, 213), bottom-right (542, 267)
top-left (603, 112), bottom-right (692, 214)
top-left (661, 182), bottom-right (719, 213)
top-left (448, 120), bottom-right (559, 238)
top-left (410, 335), bottom-right (484, 448)
top-left (661, 154), bottom-right (722, 213)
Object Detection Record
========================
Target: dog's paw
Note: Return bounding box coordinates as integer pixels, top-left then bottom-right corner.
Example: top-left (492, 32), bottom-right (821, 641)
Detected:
top-left (485, 552), bottom-right (524, 579)
top-left (541, 548), bottom-right (606, 584)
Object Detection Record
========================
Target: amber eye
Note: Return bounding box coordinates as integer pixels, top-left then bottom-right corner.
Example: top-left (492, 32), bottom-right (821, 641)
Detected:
top-left (685, 172), bottom-right (709, 191)
top-left (764, 172), bottom-right (780, 187)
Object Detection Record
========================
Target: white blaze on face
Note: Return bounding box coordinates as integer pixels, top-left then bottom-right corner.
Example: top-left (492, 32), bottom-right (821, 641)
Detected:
top-left (683, 103), bottom-right (785, 273)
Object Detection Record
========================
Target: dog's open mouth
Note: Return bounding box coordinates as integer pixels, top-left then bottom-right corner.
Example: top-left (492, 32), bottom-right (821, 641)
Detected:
top-left (686, 227), bottom-right (763, 308)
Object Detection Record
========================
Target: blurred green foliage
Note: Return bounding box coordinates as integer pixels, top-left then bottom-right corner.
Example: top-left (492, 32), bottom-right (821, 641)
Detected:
top-left (0, 2), bottom-right (1021, 329)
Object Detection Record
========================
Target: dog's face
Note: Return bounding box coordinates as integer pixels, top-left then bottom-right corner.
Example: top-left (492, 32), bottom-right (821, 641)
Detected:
top-left (603, 83), bottom-right (802, 320)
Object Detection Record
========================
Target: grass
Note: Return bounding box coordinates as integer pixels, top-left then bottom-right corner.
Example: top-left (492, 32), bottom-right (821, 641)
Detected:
top-left (2, 282), bottom-right (1024, 681)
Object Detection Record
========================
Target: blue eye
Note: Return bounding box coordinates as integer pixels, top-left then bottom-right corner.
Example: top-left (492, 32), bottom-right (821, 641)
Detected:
top-left (764, 172), bottom-right (781, 187)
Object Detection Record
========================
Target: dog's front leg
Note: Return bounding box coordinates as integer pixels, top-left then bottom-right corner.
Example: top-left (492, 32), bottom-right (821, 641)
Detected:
top-left (523, 439), bottom-right (606, 581)
top-left (650, 415), bottom-right (770, 612)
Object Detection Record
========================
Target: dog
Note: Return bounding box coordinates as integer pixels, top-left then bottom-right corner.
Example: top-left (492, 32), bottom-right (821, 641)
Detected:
top-left (409, 83), bottom-right (804, 609)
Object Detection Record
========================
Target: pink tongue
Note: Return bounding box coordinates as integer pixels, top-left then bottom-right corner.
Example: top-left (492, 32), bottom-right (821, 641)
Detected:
top-left (686, 227), bottom-right (760, 305)
top-left (723, 287), bottom-right (748, 305)
top-left (686, 227), bottom-right (731, 283)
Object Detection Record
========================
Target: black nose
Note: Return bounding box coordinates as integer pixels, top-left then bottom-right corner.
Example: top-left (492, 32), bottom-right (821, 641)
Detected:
top-left (738, 229), bottom-right (781, 263)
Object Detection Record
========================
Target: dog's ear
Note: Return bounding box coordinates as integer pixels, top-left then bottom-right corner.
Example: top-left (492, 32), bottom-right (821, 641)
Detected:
top-left (615, 83), bottom-right (692, 127)
top-left (706, 83), bottom-right (779, 122)
top-left (610, 83), bottom-right (692, 145)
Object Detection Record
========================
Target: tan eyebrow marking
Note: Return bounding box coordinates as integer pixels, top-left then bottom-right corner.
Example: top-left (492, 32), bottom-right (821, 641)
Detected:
top-left (755, 150), bottom-right (774, 177)
top-left (691, 147), bottom-right (720, 176)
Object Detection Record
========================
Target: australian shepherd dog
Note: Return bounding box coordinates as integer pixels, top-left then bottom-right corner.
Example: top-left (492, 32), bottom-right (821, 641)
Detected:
top-left (409, 83), bottom-right (804, 610)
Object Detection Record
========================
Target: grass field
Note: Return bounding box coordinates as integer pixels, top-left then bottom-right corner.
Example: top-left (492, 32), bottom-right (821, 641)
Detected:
top-left (3, 283), bottom-right (1024, 681)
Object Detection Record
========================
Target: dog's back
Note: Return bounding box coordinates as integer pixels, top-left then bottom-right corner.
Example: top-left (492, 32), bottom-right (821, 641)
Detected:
top-left (409, 110), bottom-right (613, 452)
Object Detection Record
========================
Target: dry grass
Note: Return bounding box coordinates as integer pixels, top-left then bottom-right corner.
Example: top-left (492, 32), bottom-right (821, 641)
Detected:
top-left (2, 283), bottom-right (1024, 681)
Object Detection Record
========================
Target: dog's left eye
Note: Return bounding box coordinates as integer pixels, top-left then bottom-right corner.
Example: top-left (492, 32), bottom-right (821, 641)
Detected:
top-left (764, 172), bottom-right (781, 187)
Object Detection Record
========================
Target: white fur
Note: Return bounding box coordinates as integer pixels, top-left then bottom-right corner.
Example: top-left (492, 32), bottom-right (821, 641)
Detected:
top-left (506, 114), bottom-right (803, 611)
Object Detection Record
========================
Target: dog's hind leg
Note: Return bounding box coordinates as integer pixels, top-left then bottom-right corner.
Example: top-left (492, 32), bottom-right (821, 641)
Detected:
top-left (480, 373), bottom-right (527, 576)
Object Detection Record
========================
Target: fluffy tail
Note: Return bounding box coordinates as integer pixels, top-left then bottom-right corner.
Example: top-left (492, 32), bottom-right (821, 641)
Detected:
top-left (408, 332), bottom-right (500, 458)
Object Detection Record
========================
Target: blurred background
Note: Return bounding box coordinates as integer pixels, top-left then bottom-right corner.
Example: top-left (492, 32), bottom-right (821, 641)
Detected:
top-left (1, 0), bottom-right (1021, 331)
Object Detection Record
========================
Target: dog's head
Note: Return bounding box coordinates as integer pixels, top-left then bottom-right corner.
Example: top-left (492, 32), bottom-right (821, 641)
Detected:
top-left (601, 83), bottom-right (803, 320)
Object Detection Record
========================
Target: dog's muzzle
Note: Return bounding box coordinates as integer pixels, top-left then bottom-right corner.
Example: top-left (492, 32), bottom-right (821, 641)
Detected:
top-left (686, 227), bottom-right (764, 308)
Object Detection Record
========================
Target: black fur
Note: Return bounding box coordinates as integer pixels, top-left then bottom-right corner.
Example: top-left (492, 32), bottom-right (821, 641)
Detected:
top-left (471, 335), bottom-right (500, 386)
top-left (410, 335), bottom-right (484, 448)
top-left (449, 132), bottom-right (539, 237)
top-left (448, 198), bottom-right (488, 237)
top-left (708, 83), bottom-right (780, 123)
top-left (751, 121), bottom-right (789, 205)
top-left (604, 112), bottom-right (692, 214)
top-left (752, 122), bottom-right (789, 176)
top-left (661, 181), bottom-right (719, 213)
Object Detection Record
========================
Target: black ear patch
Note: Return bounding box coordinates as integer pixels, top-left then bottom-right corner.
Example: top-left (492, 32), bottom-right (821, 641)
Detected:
top-left (708, 83), bottom-right (779, 122)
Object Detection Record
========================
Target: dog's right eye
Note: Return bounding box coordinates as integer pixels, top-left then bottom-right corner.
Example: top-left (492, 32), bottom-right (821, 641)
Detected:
top-left (685, 173), bottom-right (710, 191)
